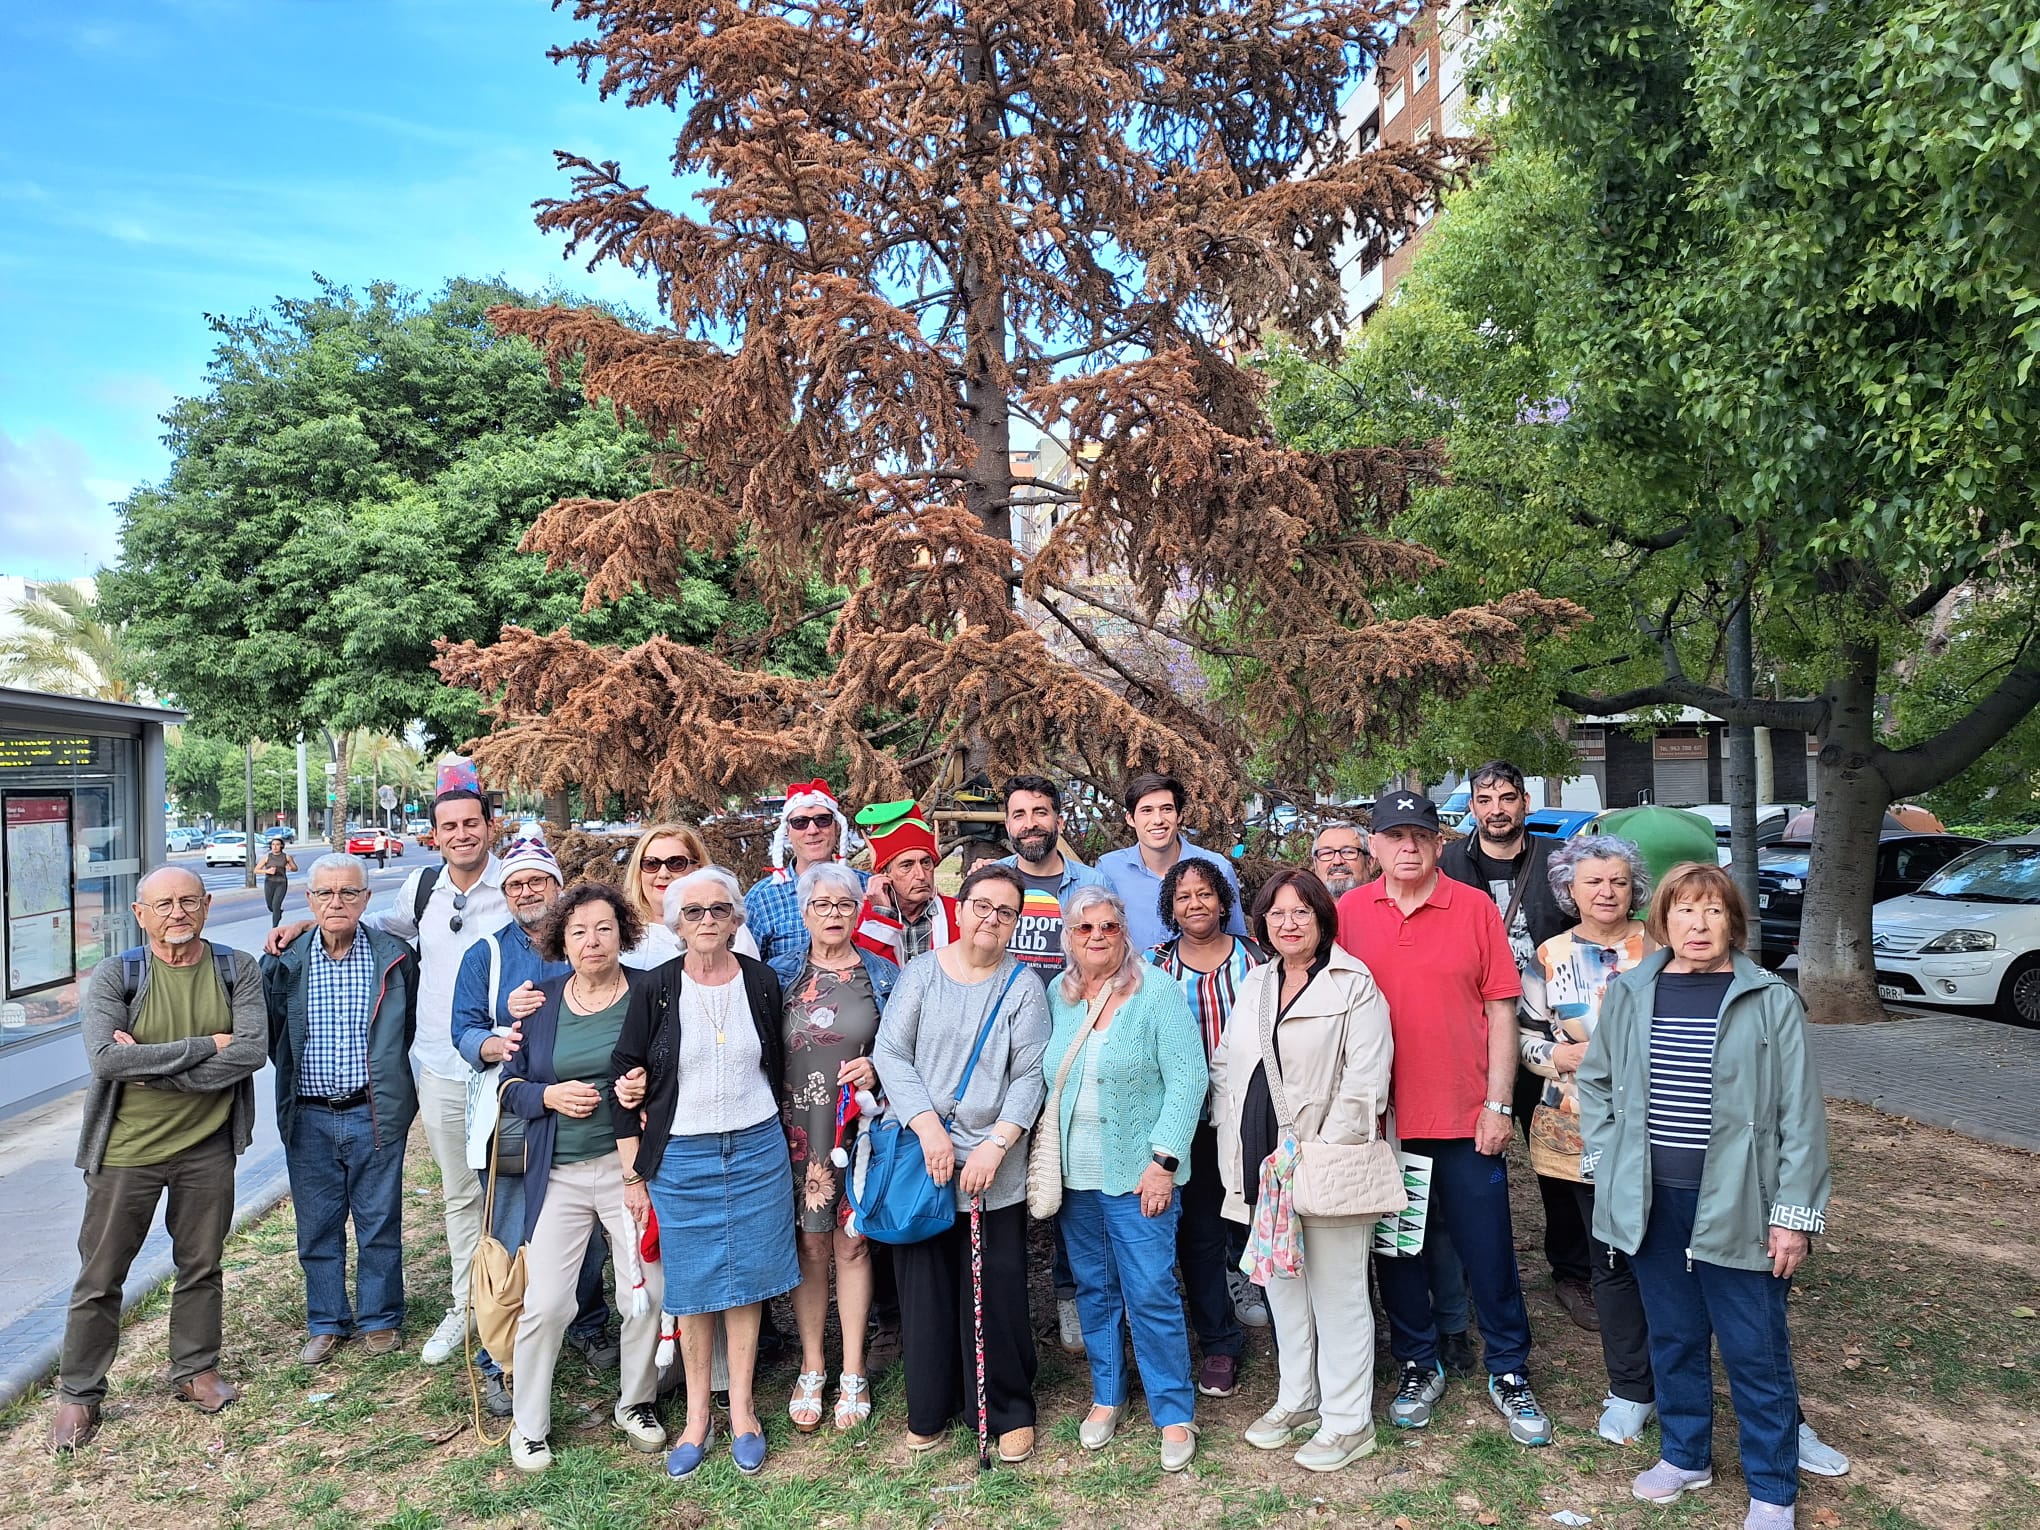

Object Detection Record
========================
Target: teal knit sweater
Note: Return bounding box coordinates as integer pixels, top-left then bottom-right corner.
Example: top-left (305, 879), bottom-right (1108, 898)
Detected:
top-left (1044, 963), bottom-right (1206, 1196)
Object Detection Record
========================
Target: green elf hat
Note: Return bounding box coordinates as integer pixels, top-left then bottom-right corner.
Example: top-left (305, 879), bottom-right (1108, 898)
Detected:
top-left (855, 799), bottom-right (938, 870)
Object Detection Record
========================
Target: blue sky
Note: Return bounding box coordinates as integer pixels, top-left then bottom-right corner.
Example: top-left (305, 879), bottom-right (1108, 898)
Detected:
top-left (0, 0), bottom-right (676, 579)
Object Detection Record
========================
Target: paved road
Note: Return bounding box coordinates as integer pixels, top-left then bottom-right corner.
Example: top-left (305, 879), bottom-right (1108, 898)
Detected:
top-left (169, 846), bottom-right (422, 899)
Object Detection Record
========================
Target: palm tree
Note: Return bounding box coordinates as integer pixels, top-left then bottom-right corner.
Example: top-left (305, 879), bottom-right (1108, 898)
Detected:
top-left (0, 581), bottom-right (139, 702)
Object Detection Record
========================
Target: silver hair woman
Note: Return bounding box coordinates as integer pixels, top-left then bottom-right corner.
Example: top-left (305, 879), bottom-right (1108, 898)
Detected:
top-left (1546, 834), bottom-right (1652, 918)
top-left (1521, 831), bottom-right (1658, 1447)
top-left (1056, 885), bottom-right (1146, 1002)
top-left (663, 865), bottom-right (749, 931)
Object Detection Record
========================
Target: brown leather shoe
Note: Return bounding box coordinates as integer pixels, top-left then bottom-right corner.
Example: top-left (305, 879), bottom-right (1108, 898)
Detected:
top-left (1555, 1277), bottom-right (1601, 1332)
top-left (300, 1333), bottom-right (346, 1365)
top-left (361, 1328), bottom-right (401, 1356)
top-left (48, 1402), bottom-right (101, 1453)
top-left (174, 1369), bottom-right (240, 1413)
top-left (997, 1425), bottom-right (1035, 1463)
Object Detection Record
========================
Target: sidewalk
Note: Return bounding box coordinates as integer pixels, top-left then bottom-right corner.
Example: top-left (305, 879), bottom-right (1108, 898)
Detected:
top-left (0, 883), bottom-right (406, 1410)
top-left (1809, 1007), bottom-right (2040, 1154)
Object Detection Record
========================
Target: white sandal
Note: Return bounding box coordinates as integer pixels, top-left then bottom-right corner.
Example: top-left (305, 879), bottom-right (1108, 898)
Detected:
top-left (834, 1371), bottom-right (871, 1430)
top-left (789, 1370), bottom-right (826, 1432)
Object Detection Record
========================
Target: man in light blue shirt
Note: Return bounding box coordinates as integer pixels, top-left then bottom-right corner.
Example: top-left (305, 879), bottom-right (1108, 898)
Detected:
top-left (1095, 771), bottom-right (1248, 955)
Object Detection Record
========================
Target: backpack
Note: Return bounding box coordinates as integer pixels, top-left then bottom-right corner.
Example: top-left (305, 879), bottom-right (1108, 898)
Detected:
top-left (411, 864), bottom-right (442, 924)
top-left (120, 943), bottom-right (238, 1003)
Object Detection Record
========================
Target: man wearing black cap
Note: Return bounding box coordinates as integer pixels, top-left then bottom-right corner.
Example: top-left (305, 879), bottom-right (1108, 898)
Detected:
top-left (1334, 790), bottom-right (1553, 1450)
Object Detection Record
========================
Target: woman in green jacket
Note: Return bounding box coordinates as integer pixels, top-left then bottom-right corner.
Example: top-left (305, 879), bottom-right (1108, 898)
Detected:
top-left (1044, 884), bottom-right (1206, 1472)
top-left (1577, 861), bottom-right (1832, 1530)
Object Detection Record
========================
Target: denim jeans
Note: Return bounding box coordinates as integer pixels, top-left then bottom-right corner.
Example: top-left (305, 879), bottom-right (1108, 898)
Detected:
top-left (1060, 1187), bottom-right (1195, 1428)
top-left (287, 1103), bottom-right (406, 1335)
top-left (475, 1170), bottom-right (610, 1377)
top-left (1375, 1137), bottom-right (1535, 1377)
top-left (1629, 1184), bottom-right (1800, 1507)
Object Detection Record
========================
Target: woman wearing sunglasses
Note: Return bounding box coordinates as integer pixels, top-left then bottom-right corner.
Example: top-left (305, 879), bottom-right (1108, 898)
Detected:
top-left (608, 865), bottom-right (797, 1481)
top-left (619, 822), bottom-right (761, 969)
top-left (783, 862), bottom-right (898, 1433)
top-left (1044, 884), bottom-right (1206, 1471)
top-left (870, 863), bottom-right (1052, 1464)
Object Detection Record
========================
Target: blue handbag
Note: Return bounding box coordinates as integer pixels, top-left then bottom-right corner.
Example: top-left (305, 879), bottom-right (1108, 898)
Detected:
top-left (851, 965), bottom-right (1023, 1245)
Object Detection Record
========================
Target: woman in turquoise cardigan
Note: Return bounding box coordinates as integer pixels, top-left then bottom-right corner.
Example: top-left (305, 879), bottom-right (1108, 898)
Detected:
top-left (1044, 884), bottom-right (1207, 1472)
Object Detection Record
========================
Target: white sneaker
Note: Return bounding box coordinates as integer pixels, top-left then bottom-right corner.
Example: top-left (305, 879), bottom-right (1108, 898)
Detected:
top-left (419, 1308), bottom-right (467, 1367)
top-left (510, 1428), bottom-right (552, 1473)
top-left (1057, 1297), bottom-right (1086, 1354)
top-left (614, 1400), bottom-right (666, 1452)
top-left (1228, 1267), bottom-right (1271, 1328)
top-left (1798, 1422), bottom-right (1850, 1477)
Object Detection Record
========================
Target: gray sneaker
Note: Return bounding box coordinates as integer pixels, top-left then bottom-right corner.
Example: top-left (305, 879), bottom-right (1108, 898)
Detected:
top-left (1389, 1361), bottom-right (1446, 1429)
top-left (482, 1371), bottom-right (512, 1419)
top-left (1797, 1422), bottom-right (1849, 1477)
top-left (1633, 1458), bottom-right (1713, 1503)
top-left (1488, 1371), bottom-right (1553, 1447)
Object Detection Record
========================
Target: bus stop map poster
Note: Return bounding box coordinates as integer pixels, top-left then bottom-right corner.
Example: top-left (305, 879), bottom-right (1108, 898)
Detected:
top-left (5, 793), bottom-right (75, 998)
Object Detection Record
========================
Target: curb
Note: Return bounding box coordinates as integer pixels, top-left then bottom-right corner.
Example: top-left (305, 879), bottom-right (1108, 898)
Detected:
top-left (0, 1149), bottom-right (293, 1411)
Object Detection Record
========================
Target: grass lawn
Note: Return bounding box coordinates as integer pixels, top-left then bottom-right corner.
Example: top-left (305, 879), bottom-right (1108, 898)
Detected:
top-left (1, 1100), bottom-right (2034, 1529)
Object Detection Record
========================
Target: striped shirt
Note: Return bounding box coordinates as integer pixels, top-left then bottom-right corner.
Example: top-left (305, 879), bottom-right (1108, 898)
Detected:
top-left (1647, 970), bottom-right (1733, 1189)
top-left (302, 934), bottom-right (377, 1099)
top-left (1149, 935), bottom-right (1267, 1062)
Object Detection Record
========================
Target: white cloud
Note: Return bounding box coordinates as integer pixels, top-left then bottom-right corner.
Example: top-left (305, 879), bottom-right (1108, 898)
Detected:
top-left (0, 429), bottom-right (126, 577)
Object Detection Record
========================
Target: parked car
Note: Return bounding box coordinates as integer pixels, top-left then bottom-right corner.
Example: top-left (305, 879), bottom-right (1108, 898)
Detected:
top-left (1525, 808), bottom-right (1599, 840)
top-left (345, 826), bottom-right (402, 859)
top-left (1679, 803), bottom-right (1801, 865)
top-left (166, 827), bottom-right (207, 853)
top-left (1870, 834), bottom-right (2040, 1025)
top-left (203, 831), bottom-right (250, 867)
top-left (1438, 785), bottom-right (1472, 829)
top-left (1756, 832), bottom-right (1983, 970)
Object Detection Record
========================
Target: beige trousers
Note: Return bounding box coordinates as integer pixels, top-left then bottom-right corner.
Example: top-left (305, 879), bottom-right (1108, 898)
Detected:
top-left (511, 1153), bottom-right (663, 1440)
top-left (415, 1067), bottom-right (484, 1313)
top-left (1260, 1217), bottom-right (1379, 1434)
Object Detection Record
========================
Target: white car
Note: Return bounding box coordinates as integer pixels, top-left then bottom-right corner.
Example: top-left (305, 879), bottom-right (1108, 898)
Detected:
top-left (1870, 833), bottom-right (2040, 1025)
top-left (203, 831), bottom-right (251, 867)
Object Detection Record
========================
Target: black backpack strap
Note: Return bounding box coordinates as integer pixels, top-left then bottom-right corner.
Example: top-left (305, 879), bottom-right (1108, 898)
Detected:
top-left (412, 864), bottom-right (442, 925)
top-left (212, 945), bottom-right (238, 992)
top-left (120, 945), bottom-right (147, 1003)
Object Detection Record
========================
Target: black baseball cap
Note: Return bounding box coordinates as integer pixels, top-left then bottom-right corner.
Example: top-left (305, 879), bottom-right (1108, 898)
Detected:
top-left (1371, 790), bottom-right (1441, 834)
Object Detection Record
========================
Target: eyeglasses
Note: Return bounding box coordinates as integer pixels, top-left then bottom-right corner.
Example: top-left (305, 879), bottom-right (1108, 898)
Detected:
top-left (142, 895), bottom-right (205, 916)
top-left (1073, 920), bottom-right (1122, 938)
top-left (1313, 847), bottom-right (1366, 863)
top-left (1264, 908), bottom-right (1317, 926)
top-left (448, 890), bottom-right (468, 934)
top-left (680, 902), bottom-right (736, 923)
top-left (785, 814), bottom-right (834, 832)
top-left (806, 898), bottom-right (861, 917)
top-left (308, 888), bottom-right (369, 904)
top-left (641, 854), bottom-right (697, 875)
top-left (965, 897), bottom-right (1021, 925)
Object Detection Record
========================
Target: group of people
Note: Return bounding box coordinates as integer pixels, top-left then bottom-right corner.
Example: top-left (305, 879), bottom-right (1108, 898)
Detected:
top-left (47, 763), bottom-right (1842, 1528)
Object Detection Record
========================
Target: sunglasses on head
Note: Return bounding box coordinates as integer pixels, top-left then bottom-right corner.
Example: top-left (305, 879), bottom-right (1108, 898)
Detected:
top-left (785, 813), bottom-right (835, 831)
top-left (641, 854), bottom-right (696, 875)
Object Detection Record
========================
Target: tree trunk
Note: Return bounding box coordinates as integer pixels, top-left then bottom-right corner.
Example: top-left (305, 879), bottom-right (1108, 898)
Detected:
top-left (242, 740), bottom-right (258, 890)
top-left (544, 789), bottom-right (573, 835)
top-left (1725, 588), bottom-right (1758, 913)
top-left (330, 731), bottom-right (351, 850)
top-left (1795, 642), bottom-right (1892, 1023)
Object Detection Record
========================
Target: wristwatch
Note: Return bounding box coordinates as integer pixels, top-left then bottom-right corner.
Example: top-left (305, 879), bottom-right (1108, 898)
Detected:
top-left (1152, 1150), bottom-right (1181, 1173)
top-left (1482, 1100), bottom-right (1514, 1118)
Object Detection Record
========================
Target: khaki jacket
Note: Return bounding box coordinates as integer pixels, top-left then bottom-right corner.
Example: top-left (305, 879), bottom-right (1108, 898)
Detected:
top-left (1209, 942), bottom-right (1394, 1226)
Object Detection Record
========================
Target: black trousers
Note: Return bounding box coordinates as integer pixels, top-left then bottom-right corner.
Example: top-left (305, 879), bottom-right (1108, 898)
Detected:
top-left (895, 1200), bottom-right (1037, 1436)
top-left (1569, 1181), bottom-right (1653, 1400)
top-left (1178, 1121), bottom-right (1244, 1357)
top-left (1515, 1065), bottom-right (1593, 1283)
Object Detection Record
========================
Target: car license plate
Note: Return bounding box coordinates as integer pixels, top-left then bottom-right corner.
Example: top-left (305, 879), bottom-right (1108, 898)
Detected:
top-left (1757, 894), bottom-right (1769, 909)
top-left (1876, 983), bottom-right (1905, 1001)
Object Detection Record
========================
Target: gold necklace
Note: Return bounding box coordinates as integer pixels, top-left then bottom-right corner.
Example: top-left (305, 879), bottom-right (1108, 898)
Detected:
top-left (696, 972), bottom-right (739, 1044)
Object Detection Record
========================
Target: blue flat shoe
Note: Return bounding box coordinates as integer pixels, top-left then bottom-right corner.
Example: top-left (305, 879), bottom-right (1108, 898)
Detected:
top-left (731, 1430), bottom-right (767, 1475)
top-left (665, 1424), bottom-right (716, 1480)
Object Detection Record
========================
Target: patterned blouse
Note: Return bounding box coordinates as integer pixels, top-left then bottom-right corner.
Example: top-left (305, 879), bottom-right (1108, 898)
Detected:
top-left (1519, 924), bottom-right (1651, 1182)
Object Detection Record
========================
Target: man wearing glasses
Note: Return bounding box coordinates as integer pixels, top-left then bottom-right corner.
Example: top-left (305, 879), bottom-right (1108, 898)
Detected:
top-left (1308, 823), bottom-right (1375, 897)
top-left (744, 780), bottom-right (867, 987)
top-left (270, 785), bottom-right (508, 1367)
top-left (51, 866), bottom-right (268, 1451)
top-left (262, 855), bottom-right (420, 1367)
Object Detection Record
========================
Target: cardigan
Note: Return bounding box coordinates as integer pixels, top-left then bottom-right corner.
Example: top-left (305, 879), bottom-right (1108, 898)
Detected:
top-left (1044, 962), bottom-right (1205, 1195)
top-left (606, 952), bottom-right (786, 1183)
top-left (264, 927), bottom-right (419, 1151)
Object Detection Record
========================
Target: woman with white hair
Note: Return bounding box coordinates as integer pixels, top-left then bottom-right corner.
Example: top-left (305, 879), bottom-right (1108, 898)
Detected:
top-left (608, 864), bottom-right (797, 1482)
top-left (783, 861), bottom-right (897, 1432)
top-left (1519, 832), bottom-right (1656, 1445)
top-left (1044, 883), bottom-right (1206, 1471)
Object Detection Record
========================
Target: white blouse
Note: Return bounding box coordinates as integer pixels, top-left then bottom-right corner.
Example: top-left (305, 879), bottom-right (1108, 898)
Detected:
top-left (670, 972), bottom-right (777, 1136)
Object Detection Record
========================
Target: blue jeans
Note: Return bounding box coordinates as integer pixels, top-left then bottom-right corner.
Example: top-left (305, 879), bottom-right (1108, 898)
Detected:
top-left (1060, 1187), bottom-right (1195, 1428)
top-left (287, 1102), bottom-right (406, 1335)
top-left (1630, 1184), bottom-right (1800, 1507)
top-left (1375, 1137), bottom-right (1534, 1377)
top-left (475, 1171), bottom-right (610, 1378)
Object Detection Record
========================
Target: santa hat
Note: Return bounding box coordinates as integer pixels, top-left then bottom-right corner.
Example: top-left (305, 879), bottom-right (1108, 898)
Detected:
top-left (498, 822), bottom-right (563, 885)
top-left (854, 799), bottom-right (938, 871)
top-left (768, 779), bottom-right (860, 876)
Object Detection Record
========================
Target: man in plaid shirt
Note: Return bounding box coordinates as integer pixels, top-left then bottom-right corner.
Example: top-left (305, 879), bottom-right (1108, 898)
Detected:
top-left (743, 781), bottom-right (868, 987)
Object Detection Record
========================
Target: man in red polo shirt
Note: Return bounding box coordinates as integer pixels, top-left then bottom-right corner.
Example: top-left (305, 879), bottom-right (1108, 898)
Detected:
top-left (1335, 791), bottom-right (1553, 1448)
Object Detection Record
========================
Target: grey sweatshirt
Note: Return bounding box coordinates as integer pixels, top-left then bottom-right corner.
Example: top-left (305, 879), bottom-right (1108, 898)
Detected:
top-left (871, 951), bottom-right (1052, 1211)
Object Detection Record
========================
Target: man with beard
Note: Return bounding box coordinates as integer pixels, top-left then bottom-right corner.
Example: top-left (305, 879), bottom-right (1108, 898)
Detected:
top-left (996, 775), bottom-right (1107, 980)
top-left (1308, 822), bottom-right (1374, 898)
top-left (1439, 761), bottom-right (1596, 1333)
top-left (450, 826), bottom-right (614, 1415)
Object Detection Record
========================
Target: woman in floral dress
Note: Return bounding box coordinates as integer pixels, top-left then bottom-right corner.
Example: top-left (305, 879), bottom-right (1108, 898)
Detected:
top-left (782, 861), bottom-right (897, 1431)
